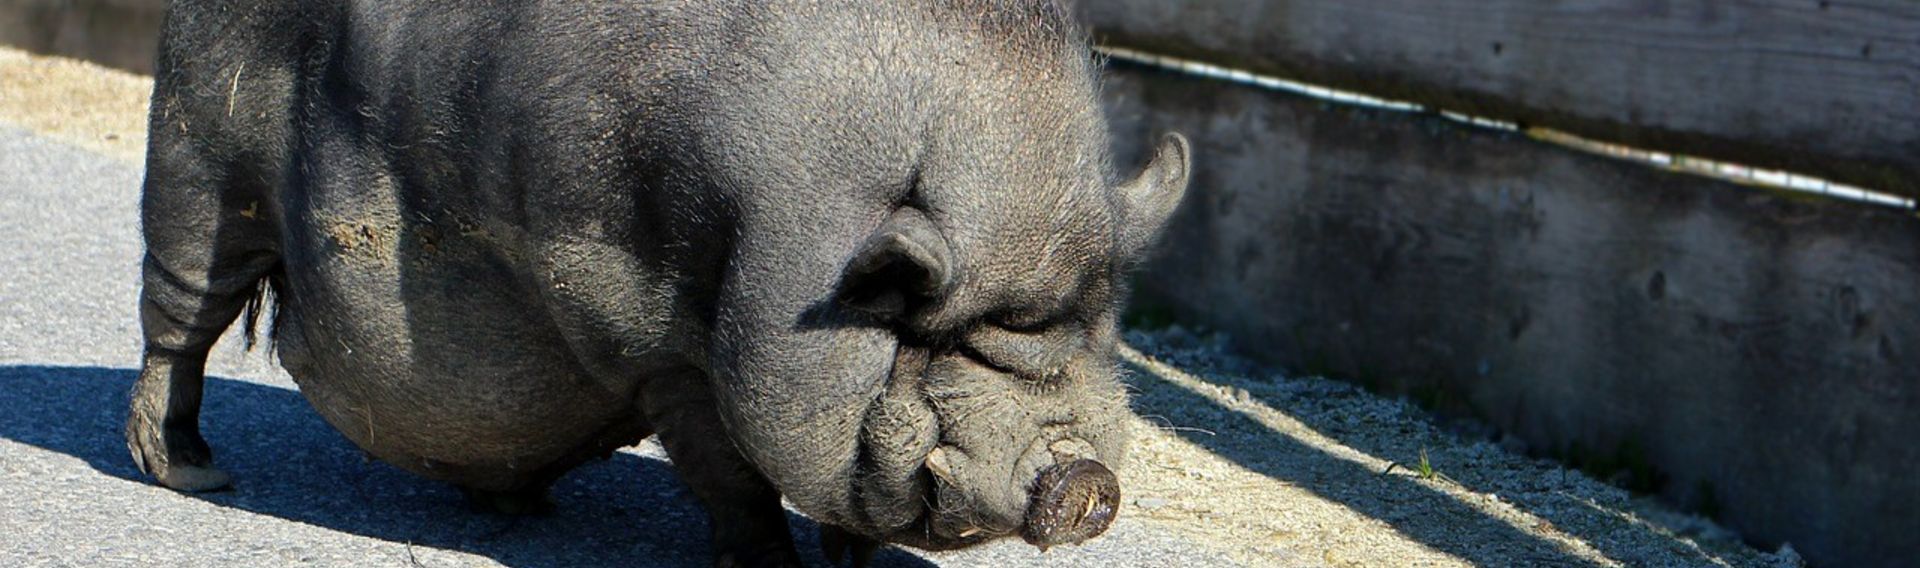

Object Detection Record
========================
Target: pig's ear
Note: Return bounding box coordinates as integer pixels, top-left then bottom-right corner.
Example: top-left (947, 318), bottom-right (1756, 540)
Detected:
top-left (1118, 133), bottom-right (1192, 255)
top-left (839, 209), bottom-right (954, 319)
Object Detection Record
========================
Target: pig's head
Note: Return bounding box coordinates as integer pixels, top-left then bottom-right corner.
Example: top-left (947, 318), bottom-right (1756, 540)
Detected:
top-left (830, 131), bottom-right (1191, 550)
top-left (704, 134), bottom-right (1190, 551)
top-left (696, 2), bottom-right (1191, 552)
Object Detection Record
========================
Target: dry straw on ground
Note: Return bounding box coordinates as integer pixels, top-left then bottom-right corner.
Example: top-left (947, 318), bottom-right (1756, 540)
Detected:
top-left (0, 47), bottom-right (150, 162)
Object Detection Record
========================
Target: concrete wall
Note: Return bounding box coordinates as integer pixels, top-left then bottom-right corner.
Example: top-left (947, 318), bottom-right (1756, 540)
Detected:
top-left (1102, 63), bottom-right (1920, 568)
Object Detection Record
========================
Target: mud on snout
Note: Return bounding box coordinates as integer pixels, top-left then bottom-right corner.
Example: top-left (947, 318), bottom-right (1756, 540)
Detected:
top-left (844, 342), bottom-right (1132, 551)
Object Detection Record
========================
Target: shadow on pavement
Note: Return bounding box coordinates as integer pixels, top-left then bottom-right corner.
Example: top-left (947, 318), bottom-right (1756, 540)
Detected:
top-left (0, 364), bottom-right (934, 568)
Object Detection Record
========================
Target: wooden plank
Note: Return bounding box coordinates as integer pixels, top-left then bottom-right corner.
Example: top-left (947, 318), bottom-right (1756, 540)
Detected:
top-left (1100, 63), bottom-right (1920, 568)
top-left (1077, 0), bottom-right (1920, 200)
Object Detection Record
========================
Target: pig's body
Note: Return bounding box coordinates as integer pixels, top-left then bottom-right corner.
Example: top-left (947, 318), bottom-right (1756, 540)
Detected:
top-left (128, 1), bottom-right (1190, 565)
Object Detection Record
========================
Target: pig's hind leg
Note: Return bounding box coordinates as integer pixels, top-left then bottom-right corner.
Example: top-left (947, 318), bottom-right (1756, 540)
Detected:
top-left (125, 141), bottom-right (282, 492)
top-left (125, 18), bottom-right (291, 491)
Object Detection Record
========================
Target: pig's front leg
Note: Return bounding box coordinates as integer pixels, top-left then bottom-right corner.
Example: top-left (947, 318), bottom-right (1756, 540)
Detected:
top-left (641, 368), bottom-right (801, 568)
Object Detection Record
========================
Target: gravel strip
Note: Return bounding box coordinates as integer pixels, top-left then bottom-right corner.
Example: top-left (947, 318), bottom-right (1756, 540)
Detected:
top-left (1116, 326), bottom-right (1800, 567)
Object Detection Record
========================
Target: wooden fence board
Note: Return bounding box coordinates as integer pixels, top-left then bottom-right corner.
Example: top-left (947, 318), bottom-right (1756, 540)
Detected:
top-left (1079, 0), bottom-right (1920, 200)
top-left (1101, 62), bottom-right (1920, 568)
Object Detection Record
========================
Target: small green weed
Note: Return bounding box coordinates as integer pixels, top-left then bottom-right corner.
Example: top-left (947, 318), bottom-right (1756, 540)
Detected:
top-left (1383, 446), bottom-right (1458, 485)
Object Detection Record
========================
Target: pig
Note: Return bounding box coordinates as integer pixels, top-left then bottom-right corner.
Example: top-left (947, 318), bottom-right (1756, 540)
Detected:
top-left (125, 0), bottom-right (1191, 565)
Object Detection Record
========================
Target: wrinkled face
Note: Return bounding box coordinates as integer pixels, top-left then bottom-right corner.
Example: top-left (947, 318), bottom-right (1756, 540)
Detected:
top-left (872, 298), bottom-right (1135, 550)
top-left (842, 218), bottom-right (1132, 549)
top-left (826, 134), bottom-right (1194, 550)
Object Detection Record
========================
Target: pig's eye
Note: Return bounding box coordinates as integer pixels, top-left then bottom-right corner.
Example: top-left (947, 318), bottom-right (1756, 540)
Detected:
top-left (958, 343), bottom-right (1024, 378)
top-left (962, 324), bottom-right (1078, 383)
top-left (989, 313), bottom-right (1052, 334)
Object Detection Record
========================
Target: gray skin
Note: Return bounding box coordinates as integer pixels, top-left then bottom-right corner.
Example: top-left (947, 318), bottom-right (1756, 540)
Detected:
top-left (125, 0), bottom-right (1191, 565)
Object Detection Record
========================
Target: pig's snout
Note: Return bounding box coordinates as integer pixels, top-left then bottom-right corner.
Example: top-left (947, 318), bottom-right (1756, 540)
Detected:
top-left (1020, 458), bottom-right (1121, 549)
top-left (908, 433), bottom-right (1125, 550)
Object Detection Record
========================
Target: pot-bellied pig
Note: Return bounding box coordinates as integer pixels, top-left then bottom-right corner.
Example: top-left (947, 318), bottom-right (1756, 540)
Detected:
top-left (127, 0), bottom-right (1190, 565)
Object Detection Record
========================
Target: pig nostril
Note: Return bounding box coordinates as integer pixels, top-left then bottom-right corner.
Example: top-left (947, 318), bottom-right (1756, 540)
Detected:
top-left (1020, 459), bottom-right (1121, 548)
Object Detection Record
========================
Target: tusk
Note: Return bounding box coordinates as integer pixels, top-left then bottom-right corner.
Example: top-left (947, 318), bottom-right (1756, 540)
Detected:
top-left (925, 446), bottom-right (956, 483)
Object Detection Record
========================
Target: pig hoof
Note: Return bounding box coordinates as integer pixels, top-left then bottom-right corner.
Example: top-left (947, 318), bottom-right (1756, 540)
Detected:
top-left (463, 486), bottom-right (552, 516)
top-left (714, 542), bottom-right (803, 568)
top-left (156, 464), bottom-right (233, 493)
top-left (125, 411), bottom-right (232, 492)
top-left (819, 525), bottom-right (878, 567)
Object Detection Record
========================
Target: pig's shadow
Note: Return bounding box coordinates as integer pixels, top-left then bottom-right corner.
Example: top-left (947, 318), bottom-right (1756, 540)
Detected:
top-left (0, 365), bottom-right (935, 568)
